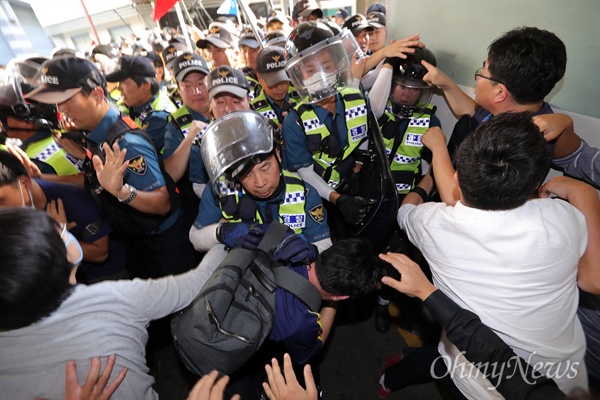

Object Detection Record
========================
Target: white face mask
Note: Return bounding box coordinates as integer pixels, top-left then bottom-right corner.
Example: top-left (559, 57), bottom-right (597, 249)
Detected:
top-left (303, 71), bottom-right (338, 91)
top-left (18, 180), bottom-right (35, 209)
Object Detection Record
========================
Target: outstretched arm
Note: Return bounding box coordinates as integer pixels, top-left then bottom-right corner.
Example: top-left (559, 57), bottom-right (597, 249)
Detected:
top-left (422, 61), bottom-right (478, 118)
top-left (538, 176), bottom-right (600, 294)
top-left (420, 127), bottom-right (459, 205)
top-left (363, 34), bottom-right (423, 73)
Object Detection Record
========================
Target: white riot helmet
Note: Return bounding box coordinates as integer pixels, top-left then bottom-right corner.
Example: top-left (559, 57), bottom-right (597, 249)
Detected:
top-left (201, 110), bottom-right (275, 190)
top-left (284, 22), bottom-right (351, 103)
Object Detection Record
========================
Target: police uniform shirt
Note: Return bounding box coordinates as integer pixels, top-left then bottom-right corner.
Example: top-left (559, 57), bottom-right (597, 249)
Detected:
top-left (36, 179), bottom-right (127, 281)
top-left (87, 108), bottom-right (180, 233)
top-left (163, 108), bottom-right (210, 184)
top-left (281, 93), bottom-right (349, 171)
top-left (193, 180), bottom-right (330, 244)
top-left (128, 92), bottom-right (175, 151)
top-left (254, 91), bottom-right (295, 124)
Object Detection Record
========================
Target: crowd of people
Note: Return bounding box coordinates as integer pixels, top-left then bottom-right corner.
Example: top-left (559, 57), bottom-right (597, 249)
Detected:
top-left (0, 0), bottom-right (599, 399)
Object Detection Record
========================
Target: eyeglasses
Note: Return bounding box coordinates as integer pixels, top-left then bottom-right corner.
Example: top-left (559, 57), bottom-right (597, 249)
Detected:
top-left (474, 68), bottom-right (505, 86)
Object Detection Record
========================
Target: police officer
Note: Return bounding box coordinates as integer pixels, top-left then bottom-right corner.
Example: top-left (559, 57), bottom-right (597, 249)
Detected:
top-left (163, 53), bottom-right (212, 195)
top-left (373, 48), bottom-right (441, 195)
top-left (281, 21), bottom-right (370, 227)
top-left (251, 46), bottom-right (300, 126)
top-left (0, 65), bottom-right (83, 176)
top-left (27, 56), bottom-right (196, 278)
top-left (189, 110), bottom-right (331, 257)
top-left (106, 55), bottom-right (176, 150)
top-left (238, 26), bottom-right (264, 100)
top-left (369, 48), bottom-right (442, 333)
top-left (90, 44), bottom-right (122, 105)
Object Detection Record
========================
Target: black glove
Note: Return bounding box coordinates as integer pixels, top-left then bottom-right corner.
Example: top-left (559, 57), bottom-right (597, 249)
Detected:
top-left (384, 57), bottom-right (402, 69)
top-left (243, 223), bottom-right (270, 249)
top-left (273, 231), bottom-right (319, 266)
top-left (349, 171), bottom-right (361, 196)
top-left (217, 222), bottom-right (251, 249)
top-left (337, 194), bottom-right (368, 225)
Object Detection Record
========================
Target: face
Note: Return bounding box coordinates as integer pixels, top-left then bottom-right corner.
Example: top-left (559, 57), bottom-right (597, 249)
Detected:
top-left (155, 66), bottom-right (165, 83)
top-left (391, 83), bottom-right (423, 106)
top-left (238, 154), bottom-right (281, 198)
top-left (267, 21), bottom-right (283, 33)
top-left (210, 93), bottom-right (250, 119)
top-left (179, 72), bottom-right (209, 115)
top-left (334, 16), bottom-right (345, 27)
top-left (258, 75), bottom-right (289, 102)
top-left (57, 90), bottom-right (100, 131)
top-left (355, 30), bottom-right (370, 53)
top-left (368, 27), bottom-right (386, 52)
top-left (301, 52), bottom-right (336, 81)
top-left (0, 180), bottom-right (29, 208)
top-left (240, 45), bottom-right (260, 70)
top-left (119, 78), bottom-right (150, 107)
top-left (474, 59), bottom-right (497, 111)
top-left (206, 43), bottom-right (235, 68)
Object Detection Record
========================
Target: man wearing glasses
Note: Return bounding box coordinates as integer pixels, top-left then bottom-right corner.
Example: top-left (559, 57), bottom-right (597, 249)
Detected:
top-left (421, 26), bottom-right (597, 186)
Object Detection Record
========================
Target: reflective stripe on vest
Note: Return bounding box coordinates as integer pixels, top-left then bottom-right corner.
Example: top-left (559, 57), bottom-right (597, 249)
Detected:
top-left (218, 170), bottom-right (307, 233)
top-left (169, 106), bottom-right (207, 142)
top-left (296, 87), bottom-right (368, 188)
top-left (251, 87), bottom-right (300, 125)
top-left (381, 104), bottom-right (435, 194)
top-left (26, 136), bottom-right (83, 175)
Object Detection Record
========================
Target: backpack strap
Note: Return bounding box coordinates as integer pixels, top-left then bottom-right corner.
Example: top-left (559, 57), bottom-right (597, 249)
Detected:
top-left (273, 267), bottom-right (322, 311)
top-left (257, 222), bottom-right (289, 254)
top-left (255, 222), bottom-right (322, 311)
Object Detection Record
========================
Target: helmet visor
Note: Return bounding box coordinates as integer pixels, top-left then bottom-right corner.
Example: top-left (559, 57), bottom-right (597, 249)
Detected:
top-left (285, 38), bottom-right (350, 103)
top-left (201, 110), bottom-right (274, 188)
top-left (390, 77), bottom-right (433, 109)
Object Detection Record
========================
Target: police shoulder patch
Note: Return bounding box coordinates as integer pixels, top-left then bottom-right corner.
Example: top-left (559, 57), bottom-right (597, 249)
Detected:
top-left (127, 155), bottom-right (147, 175)
top-left (309, 204), bottom-right (325, 224)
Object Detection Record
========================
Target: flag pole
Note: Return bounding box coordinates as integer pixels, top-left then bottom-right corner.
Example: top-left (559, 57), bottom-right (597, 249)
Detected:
top-left (236, 0), bottom-right (264, 49)
top-left (174, 1), bottom-right (194, 52)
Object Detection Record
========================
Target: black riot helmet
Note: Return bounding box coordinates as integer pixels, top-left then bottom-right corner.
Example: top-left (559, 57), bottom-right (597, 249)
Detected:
top-left (390, 47), bottom-right (437, 118)
top-left (91, 44), bottom-right (120, 59)
top-left (284, 21), bottom-right (335, 60)
top-left (0, 75), bottom-right (59, 131)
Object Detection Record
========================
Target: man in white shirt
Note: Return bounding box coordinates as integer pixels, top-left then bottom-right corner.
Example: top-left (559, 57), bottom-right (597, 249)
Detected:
top-left (397, 112), bottom-right (599, 397)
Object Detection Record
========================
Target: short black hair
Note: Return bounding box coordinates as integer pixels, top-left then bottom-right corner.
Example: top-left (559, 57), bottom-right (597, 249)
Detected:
top-left (0, 150), bottom-right (28, 187)
top-left (315, 238), bottom-right (378, 297)
top-left (130, 75), bottom-right (159, 96)
top-left (487, 27), bottom-right (567, 105)
top-left (455, 112), bottom-right (551, 211)
top-left (0, 209), bottom-right (74, 331)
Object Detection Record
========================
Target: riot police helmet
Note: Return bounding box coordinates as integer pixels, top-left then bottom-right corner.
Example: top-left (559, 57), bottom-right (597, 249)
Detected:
top-left (201, 110), bottom-right (278, 188)
top-left (390, 47), bottom-right (437, 118)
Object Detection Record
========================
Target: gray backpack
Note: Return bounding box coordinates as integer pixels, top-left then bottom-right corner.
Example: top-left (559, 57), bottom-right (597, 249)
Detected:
top-left (171, 223), bottom-right (322, 376)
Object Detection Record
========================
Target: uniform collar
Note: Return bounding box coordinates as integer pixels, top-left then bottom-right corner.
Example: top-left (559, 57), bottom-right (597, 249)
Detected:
top-left (87, 107), bottom-right (120, 145)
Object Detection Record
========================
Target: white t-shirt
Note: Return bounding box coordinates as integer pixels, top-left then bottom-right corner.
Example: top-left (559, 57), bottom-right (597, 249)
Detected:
top-left (398, 199), bottom-right (589, 395)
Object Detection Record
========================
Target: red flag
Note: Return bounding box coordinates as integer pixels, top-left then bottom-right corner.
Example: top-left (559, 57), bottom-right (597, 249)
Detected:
top-left (152, 0), bottom-right (178, 22)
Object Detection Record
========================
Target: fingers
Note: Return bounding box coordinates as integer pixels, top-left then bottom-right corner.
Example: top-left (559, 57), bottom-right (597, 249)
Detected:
top-left (282, 353), bottom-right (299, 386)
top-left (97, 354), bottom-right (116, 389)
top-left (92, 155), bottom-right (104, 173)
top-left (64, 359), bottom-right (79, 396)
top-left (83, 357), bottom-right (102, 390)
top-left (303, 364), bottom-right (318, 400)
top-left (103, 365), bottom-right (127, 400)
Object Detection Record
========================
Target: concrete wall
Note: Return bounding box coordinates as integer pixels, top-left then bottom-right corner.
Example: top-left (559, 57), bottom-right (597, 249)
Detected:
top-left (384, 0), bottom-right (600, 120)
